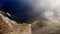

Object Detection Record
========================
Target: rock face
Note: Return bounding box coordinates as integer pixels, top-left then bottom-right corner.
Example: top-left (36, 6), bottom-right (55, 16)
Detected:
top-left (32, 20), bottom-right (60, 34)
top-left (0, 13), bottom-right (31, 34)
top-left (1, 11), bottom-right (60, 34)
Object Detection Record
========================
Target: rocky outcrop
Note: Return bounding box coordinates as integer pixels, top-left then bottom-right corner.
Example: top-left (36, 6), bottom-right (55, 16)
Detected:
top-left (32, 20), bottom-right (60, 34)
top-left (0, 12), bottom-right (31, 34)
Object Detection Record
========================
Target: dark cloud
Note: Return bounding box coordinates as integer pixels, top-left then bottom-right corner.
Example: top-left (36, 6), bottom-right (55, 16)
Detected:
top-left (1, 0), bottom-right (58, 23)
top-left (0, 0), bottom-right (43, 24)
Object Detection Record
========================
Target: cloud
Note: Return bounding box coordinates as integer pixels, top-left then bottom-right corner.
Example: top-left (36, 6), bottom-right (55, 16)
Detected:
top-left (34, 0), bottom-right (60, 22)
top-left (1, 0), bottom-right (60, 23)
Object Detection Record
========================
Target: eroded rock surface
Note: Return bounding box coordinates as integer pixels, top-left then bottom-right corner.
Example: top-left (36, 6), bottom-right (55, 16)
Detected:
top-left (0, 13), bottom-right (31, 34)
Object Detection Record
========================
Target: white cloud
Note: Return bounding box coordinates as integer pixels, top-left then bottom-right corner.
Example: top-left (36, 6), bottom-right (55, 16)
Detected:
top-left (34, 0), bottom-right (60, 22)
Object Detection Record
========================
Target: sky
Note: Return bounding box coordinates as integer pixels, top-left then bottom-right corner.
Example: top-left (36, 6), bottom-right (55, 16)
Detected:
top-left (0, 0), bottom-right (60, 23)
